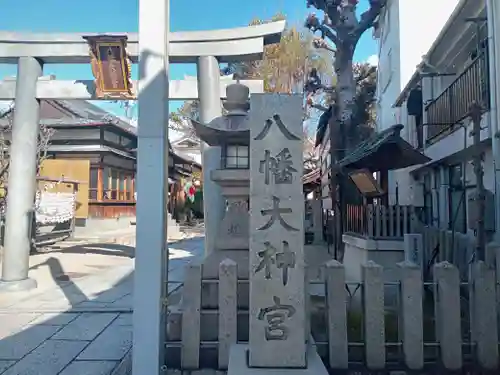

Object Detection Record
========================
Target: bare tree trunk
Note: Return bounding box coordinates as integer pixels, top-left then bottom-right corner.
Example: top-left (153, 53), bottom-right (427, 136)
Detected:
top-left (330, 43), bottom-right (355, 259)
top-left (306, 0), bottom-right (386, 258)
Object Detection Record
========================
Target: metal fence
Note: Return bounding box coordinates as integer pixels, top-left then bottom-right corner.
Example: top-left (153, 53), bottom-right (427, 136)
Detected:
top-left (425, 48), bottom-right (490, 143)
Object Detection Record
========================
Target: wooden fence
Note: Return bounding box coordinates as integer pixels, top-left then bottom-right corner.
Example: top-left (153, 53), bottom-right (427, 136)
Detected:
top-left (345, 204), bottom-right (416, 239)
top-left (417, 224), bottom-right (476, 281)
top-left (165, 256), bottom-right (500, 372)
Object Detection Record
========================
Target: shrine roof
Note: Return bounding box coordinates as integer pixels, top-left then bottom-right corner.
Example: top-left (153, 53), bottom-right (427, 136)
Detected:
top-left (338, 124), bottom-right (431, 172)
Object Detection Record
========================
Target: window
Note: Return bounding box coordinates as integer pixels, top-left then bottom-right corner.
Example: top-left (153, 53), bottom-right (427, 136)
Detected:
top-left (416, 117), bottom-right (424, 149)
top-left (103, 168), bottom-right (110, 199)
top-left (423, 173), bottom-right (433, 225)
top-left (89, 168), bottom-right (98, 200)
top-left (126, 176), bottom-right (133, 200)
top-left (448, 164), bottom-right (467, 233)
top-left (224, 145), bottom-right (249, 169)
top-left (103, 131), bottom-right (120, 144)
top-left (120, 136), bottom-right (132, 147)
top-left (111, 169), bottom-right (118, 199)
top-left (101, 167), bottom-right (135, 201)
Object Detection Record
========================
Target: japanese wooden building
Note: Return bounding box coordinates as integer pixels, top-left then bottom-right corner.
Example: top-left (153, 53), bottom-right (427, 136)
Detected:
top-left (0, 100), bottom-right (201, 221)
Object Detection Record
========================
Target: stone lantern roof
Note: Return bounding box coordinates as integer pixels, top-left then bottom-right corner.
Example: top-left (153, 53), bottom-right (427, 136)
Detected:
top-left (190, 81), bottom-right (251, 146)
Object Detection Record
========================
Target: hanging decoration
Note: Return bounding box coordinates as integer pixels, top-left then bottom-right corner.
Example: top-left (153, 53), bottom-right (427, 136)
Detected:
top-left (35, 191), bottom-right (76, 224)
top-left (183, 180), bottom-right (196, 203)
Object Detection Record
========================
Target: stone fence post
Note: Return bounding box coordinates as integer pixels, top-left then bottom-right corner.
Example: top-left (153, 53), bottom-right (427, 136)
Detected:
top-left (397, 261), bottom-right (423, 370)
top-left (433, 262), bottom-right (462, 370)
top-left (469, 261), bottom-right (498, 369)
top-left (362, 261), bottom-right (385, 369)
top-left (325, 260), bottom-right (348, 369)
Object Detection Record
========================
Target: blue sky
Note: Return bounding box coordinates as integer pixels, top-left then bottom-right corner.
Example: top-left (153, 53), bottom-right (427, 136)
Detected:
top-left (0, 0), bottom-right (377, 118)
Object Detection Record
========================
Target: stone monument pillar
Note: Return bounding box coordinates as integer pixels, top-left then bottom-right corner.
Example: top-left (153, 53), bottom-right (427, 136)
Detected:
top-left (227, 94), bottom-right (328, 374)
top-left (248, 93), bottom-right (306, 367)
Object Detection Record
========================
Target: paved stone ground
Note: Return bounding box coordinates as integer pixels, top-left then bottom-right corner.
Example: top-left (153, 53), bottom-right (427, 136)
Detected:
top-left (0, 228), bottom-right (205, 375)
top-left (0, 221), bottom-right (330, 375)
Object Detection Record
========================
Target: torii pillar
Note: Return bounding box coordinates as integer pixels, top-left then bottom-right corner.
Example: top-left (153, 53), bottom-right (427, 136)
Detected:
top-left (197, 56), bottom-right (224, 255)
top-left (132, 0), bottom-right (170, 374)
top-left (0, 56), bottom-right (42, 292)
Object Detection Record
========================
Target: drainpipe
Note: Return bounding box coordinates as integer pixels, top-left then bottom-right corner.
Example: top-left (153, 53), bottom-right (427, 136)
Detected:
top-left (486, 0), bottom-right (500, 241)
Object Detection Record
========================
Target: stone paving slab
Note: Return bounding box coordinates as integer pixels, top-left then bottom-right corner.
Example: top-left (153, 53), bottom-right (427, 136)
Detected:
top-left (0, 313), bottom-right (132, 375)
top-left (1, 339), bottom-right (88, 375)
top-left (52, 313), bottom-right (118, 341)
top-left (0, 362), bottom-right (15, 373)
top-left (105, 293), bottom-right (133, 309)
top-left (58, 361), bottom-right (118, 375)
top-left (0, 235), bottom-right (206, 375)
top-left (0, 325), bottom-right (61, 360)
top-left (27, 313), bottom-right (79, 326)
top-left (166, 370), bottom-right (226, 374)
top-left (0, 314), bottom-right (39, 338)
top-left (77, 321), bottom-right (132, 361)
top-left (114, 314), bottom-right (132, 326)
top-left (0, 265), bottom-right (134, 312)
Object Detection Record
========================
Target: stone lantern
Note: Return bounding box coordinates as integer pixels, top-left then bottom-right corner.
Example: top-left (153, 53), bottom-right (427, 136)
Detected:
top-left (191, 81), bottom-right (251, 278)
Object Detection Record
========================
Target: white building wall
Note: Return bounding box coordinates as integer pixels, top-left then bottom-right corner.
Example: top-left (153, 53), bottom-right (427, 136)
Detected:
top-left (377, 0), bottom-right (461, 134)
top-left (184, 151), bottom-right (202, 164)
top-left (377, 0), bottom-right (461, 205)
top-left (376, 0), bottom-right (474, 209)
top-left (376, 0), bottom-right (401, 133)
top-left (398, 0), bottom-right (461, 91)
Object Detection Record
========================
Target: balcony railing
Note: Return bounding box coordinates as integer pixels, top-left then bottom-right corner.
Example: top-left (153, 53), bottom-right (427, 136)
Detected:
top-left (425, 48), bottom-right (490, 142)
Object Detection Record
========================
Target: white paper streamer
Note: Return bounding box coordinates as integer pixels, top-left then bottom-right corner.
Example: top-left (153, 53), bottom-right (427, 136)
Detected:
top-left (35, 191), bottom-right (76, 224)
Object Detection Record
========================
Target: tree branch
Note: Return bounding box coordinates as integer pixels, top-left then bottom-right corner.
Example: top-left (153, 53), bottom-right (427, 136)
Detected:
top-left (307, 0), bottom-right (342, 27)
top-left (305, 13), bottom-right (339, 46)
top-left (355, 0), bottom-right (386, 37)
top-left (311, 103), bottom-right (330, 112)
top-left (312, 37), bottom-right (336, 54)
top-left (319, 25), bottom-right (338, 45)
top-left (306, 94), bottom-right (330, 112)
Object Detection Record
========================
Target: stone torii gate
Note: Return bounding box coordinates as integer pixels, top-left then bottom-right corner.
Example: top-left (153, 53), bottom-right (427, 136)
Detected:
top-left (0, 1), bottom-right (284, 373)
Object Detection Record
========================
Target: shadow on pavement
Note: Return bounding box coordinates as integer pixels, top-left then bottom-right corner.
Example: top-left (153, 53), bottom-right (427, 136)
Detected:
top-left (30, 257), bottom-right (90, 308)
top-left (35, 242), bottom-right (135, 259)
top-left (0, 48), bottom-right (207, 375)
top-left (0, 236), bottom-right (206, 375)
top-left (0, 264), bottom-right (133, 374)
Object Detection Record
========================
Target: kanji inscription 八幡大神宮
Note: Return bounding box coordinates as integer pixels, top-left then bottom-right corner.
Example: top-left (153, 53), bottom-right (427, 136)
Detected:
top-left (253, 114), bottom-right (300, 141)
top-left (249, 94), bottom-right (306, 368)
top-left (255, 240), bottom-right (296, 286)
top-left (258, 196), bottom-right (298, 232)
top-left (259, 148), bottom-right (297, 185)
top-left (257, 296), bottom-right (296, 341)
